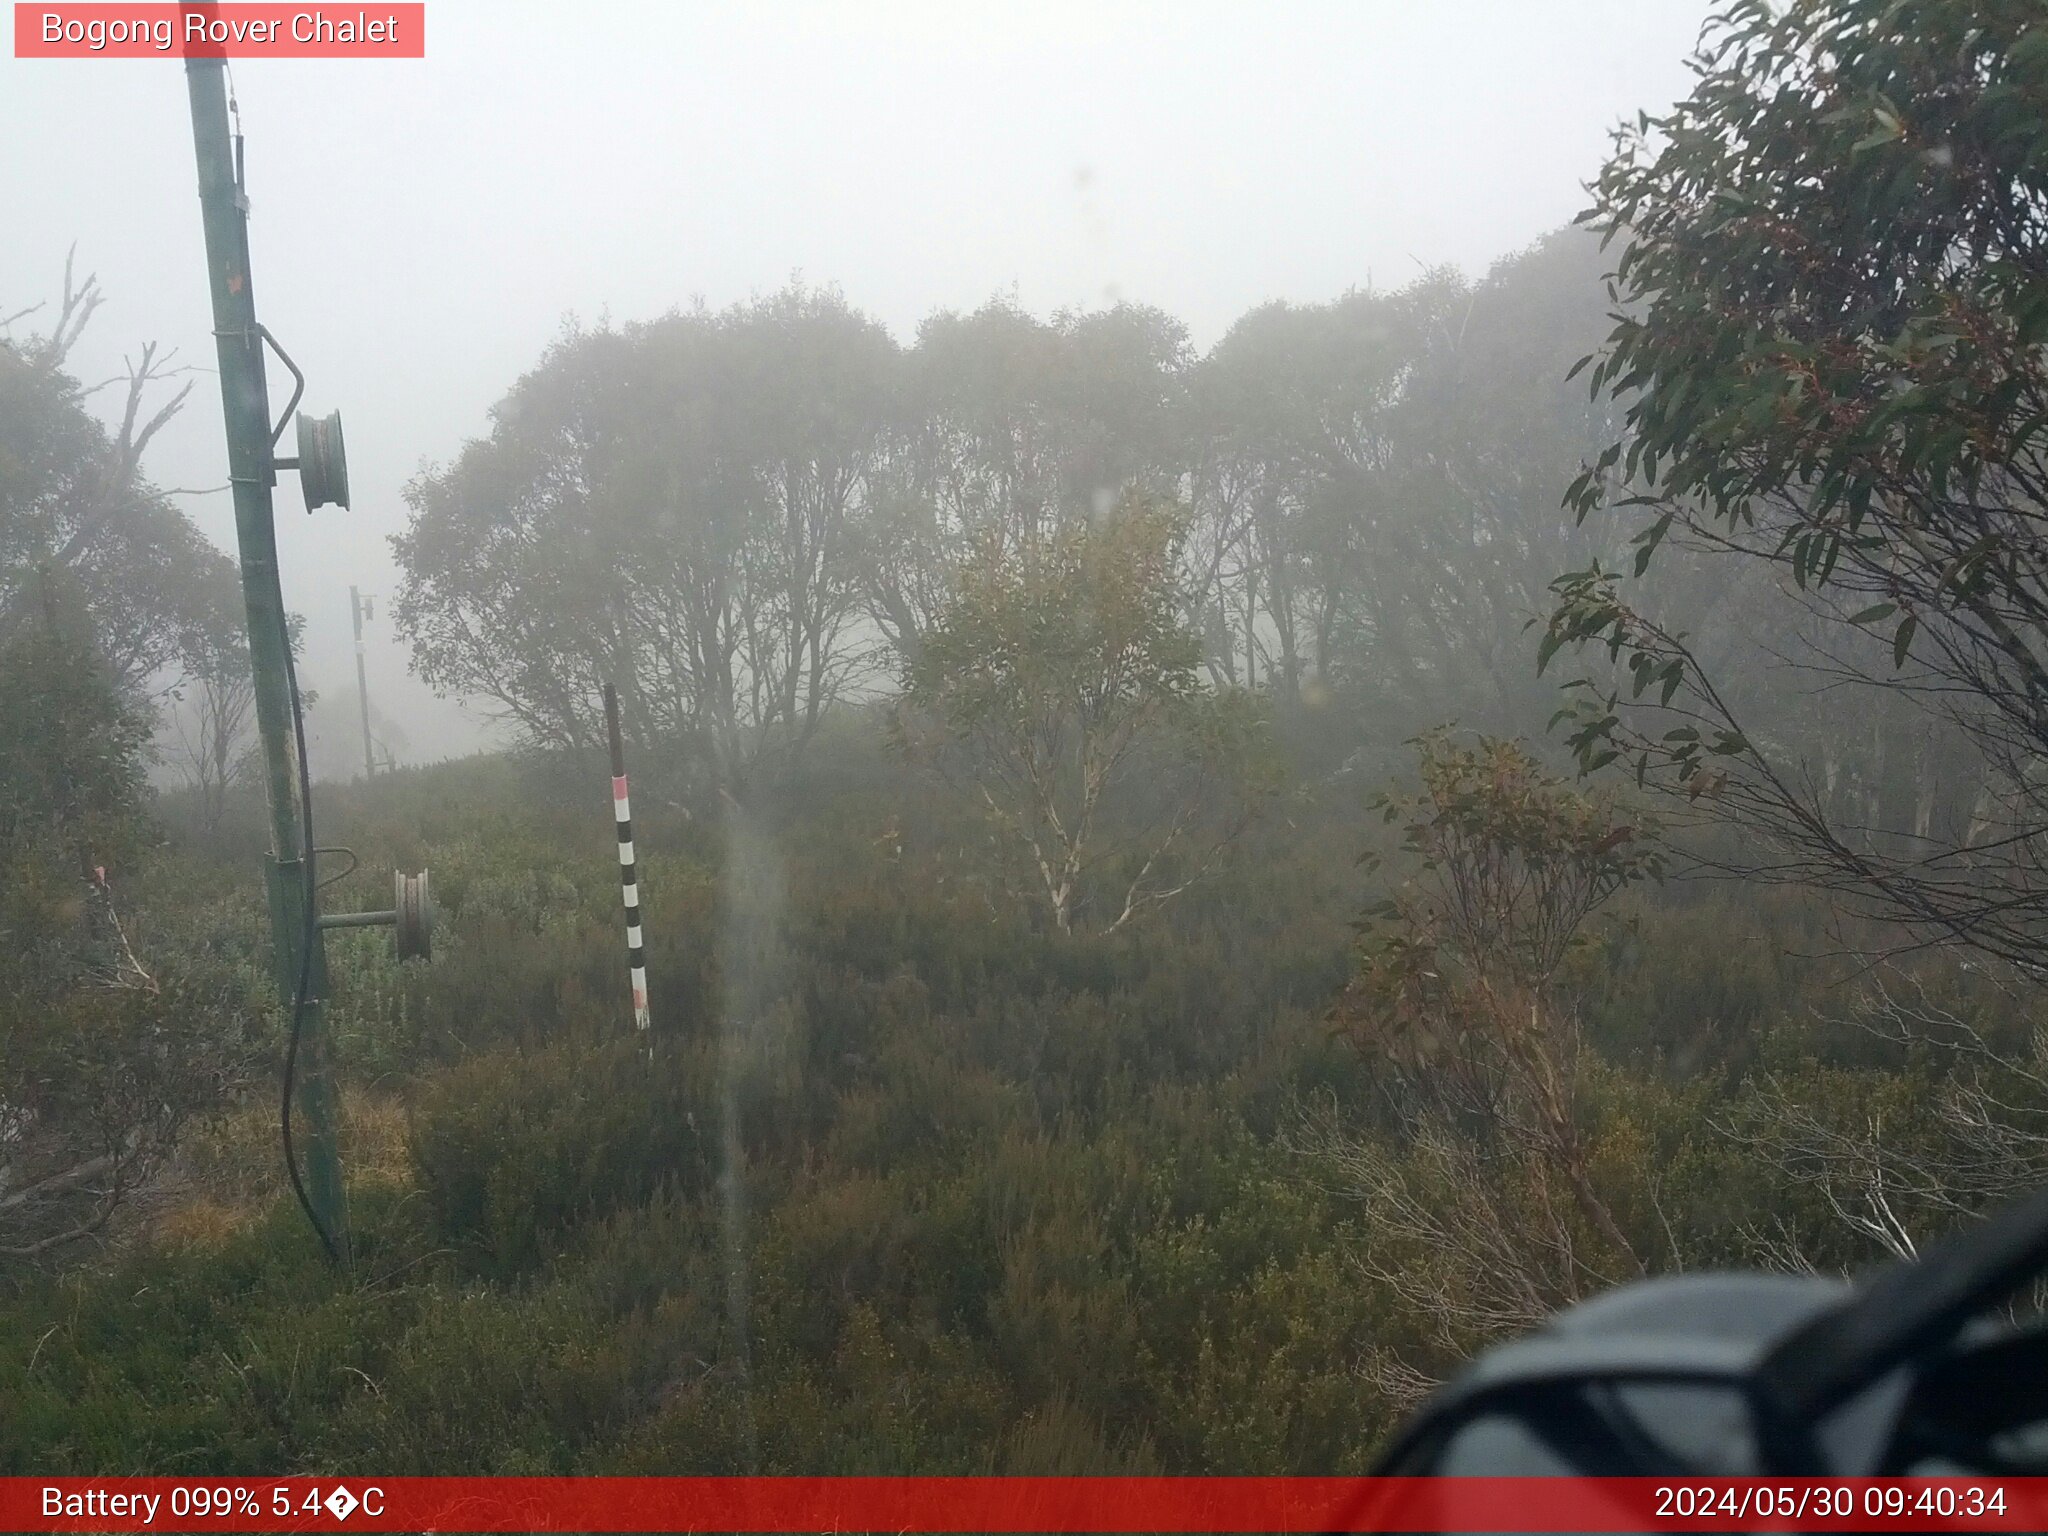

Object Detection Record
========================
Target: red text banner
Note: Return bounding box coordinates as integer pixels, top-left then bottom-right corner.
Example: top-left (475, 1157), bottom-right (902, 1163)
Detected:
top-left (2, 1476), bottom-right (2046, 1533)
top-left (13, 5), bottom-right (425, 58)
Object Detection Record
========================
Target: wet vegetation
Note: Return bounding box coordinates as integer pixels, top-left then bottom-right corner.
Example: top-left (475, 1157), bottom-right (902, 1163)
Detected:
top-left (10, 727), bottom-right (2013, 1474)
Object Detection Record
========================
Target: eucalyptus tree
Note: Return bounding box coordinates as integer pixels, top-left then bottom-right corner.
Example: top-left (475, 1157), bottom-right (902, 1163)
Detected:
top-left (1546, 0), bottom-right (2048, 965)
top-left (1306, 733), bottom-right (1664, 1400)
top-left (1189, 279), bottom-right (1452, 703)
top-left (395, 285), bottom-right (898, 793)
top-left (1183, 236), bottom-right (1660, 741)
top-left (898, 493), bottom-right (1274, 936)
top-left (859, 299), bottom-right (1192, 662)
top-left (2, 260), bottom-right (242, 704)
top-left (1373, 233), bottom-right (1721, 741)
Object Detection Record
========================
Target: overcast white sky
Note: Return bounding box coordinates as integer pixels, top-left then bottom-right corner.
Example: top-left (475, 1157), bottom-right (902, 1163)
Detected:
top-left (2, 0), bottom-right (1711, 768)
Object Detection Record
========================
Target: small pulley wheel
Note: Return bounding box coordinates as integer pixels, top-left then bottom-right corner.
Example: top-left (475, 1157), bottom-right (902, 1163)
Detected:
top-left (394, 868), bottom-right (433, 961)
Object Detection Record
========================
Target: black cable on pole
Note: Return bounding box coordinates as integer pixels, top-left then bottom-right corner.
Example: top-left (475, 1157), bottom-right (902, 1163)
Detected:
top-left (314, 845), bottom-right (359, 892)
top-left (280, 629), bottom-right (339, 1263)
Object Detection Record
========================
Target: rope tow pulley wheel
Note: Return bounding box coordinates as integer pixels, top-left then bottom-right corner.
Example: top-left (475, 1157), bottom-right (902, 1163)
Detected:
top-left (295, 409), bottom-right (350, 511)
top-left (394, 868), bottom-right (433, 961)
top-left (254, 327), bottom-right (348, 513)
top-left (314, 869), bottom-right (434, 960)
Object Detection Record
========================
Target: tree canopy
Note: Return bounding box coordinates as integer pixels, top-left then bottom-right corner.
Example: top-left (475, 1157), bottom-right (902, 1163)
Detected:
top-left (0, 262), bottom-right (242, 703)
top-left (1548, 0), bottom-right (2048, 965)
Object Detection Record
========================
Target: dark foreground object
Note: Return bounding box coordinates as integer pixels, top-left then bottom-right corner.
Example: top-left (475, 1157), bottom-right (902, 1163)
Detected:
top-left (1376, 1185), bottom-right (2048, 1477)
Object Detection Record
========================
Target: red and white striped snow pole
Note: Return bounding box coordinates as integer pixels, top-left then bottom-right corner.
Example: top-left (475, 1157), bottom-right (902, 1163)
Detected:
top-left (603, 683), bottom-right (652, 1039)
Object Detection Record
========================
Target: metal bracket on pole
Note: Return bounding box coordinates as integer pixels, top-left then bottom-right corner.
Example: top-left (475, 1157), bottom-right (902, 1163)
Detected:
top-left (259, 325), bottom-right (304, 446)
top-left (255, 324), bottom-right (349, 511)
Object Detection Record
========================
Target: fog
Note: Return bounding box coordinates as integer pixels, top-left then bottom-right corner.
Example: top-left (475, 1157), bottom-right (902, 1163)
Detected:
top-left (2, 0), bottom-right (1706, 769)
top-left (20, 0), bottom-right (2048, 1480)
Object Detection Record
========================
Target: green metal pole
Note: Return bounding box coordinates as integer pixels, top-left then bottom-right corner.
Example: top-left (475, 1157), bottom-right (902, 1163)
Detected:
top-left (185, 58), bottom-right (349, 1265)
